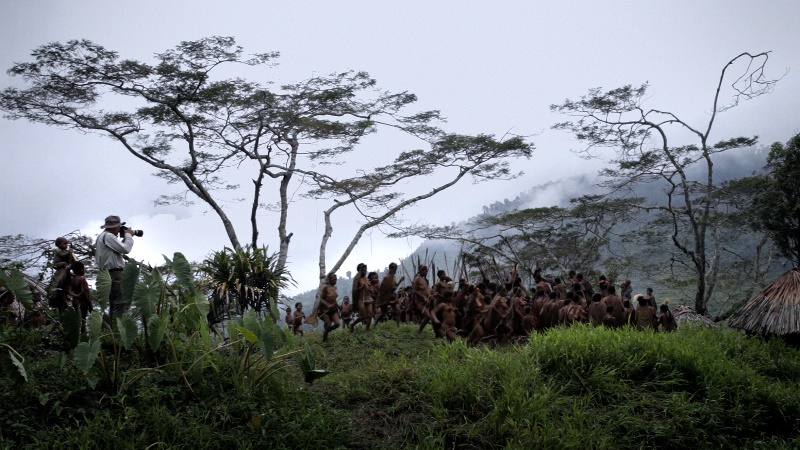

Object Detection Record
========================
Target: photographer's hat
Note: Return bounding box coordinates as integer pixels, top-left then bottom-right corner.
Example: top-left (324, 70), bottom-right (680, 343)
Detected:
top-left (101, 215), bottom-right (122, 229)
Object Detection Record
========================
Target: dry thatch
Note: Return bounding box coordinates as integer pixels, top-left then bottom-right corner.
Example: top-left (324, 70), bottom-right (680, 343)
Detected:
top-left (729, 269), bottom-right (800, 335)
top-left (673, 305), bottom-right (718, 328)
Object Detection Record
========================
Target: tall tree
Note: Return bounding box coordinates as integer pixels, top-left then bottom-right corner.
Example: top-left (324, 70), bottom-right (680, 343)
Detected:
top-left (0, 37), bottom-right (441, 269)
top-left (709, 175), bottom-right (777, 319)
top-left (392, 194), bottom-right (633, 285)
top-left (300, 133), bottom-right (532, 307)
top-left (550, 52), bottom-right (779, 315)
top-left (750, 133), bottom-right (800, 267)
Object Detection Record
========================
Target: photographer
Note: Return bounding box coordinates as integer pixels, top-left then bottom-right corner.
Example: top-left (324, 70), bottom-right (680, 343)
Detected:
top-left (95, 215), bottom-right (138, 321)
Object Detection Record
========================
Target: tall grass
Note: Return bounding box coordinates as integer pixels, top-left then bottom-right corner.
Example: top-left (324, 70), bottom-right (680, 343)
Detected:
top-left (309, 324), bottom-right (800, 448)
top-left (4, 322), bottom-right (800, 448)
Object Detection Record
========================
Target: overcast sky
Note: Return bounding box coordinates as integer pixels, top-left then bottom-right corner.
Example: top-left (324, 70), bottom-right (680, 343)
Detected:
top-left (1, 1), bottom-right (799, 294)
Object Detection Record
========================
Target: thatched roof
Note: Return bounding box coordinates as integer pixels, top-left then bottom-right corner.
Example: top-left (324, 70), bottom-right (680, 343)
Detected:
top-left (673, 305), bottom-right (718, 328)
top-left (729, 269), bottom-right (800, 335)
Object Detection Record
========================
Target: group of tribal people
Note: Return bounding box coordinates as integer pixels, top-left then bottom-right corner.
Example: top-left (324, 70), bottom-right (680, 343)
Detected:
top-left (47, 237), bottom-right (92, 331)
top-left (0, 237), bottom-right (90, 329)
top-left (307, 261), bottom-right (678, 344)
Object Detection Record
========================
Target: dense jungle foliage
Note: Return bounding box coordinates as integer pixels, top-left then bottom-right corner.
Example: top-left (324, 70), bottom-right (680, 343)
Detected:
top-left (2, 318), bottom-right (800, 449)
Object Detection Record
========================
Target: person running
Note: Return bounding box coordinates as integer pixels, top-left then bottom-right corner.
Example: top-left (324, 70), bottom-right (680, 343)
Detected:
top-left (431, 291), bottom-right (458, 343)
top-left (376, 263), bottom-right (404, 325)
top-left (319, 273), bottom-right (341, 342)
top-left (340, 296), bottom-right (353, 328)
top-left (413, 265), bottom-right (434, 334)
top-left (349, 264), bottom-right (373, 331)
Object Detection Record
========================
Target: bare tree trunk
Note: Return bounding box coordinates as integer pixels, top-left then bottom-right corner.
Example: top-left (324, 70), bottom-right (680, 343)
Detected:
top-left (250, 168), bottom-right (266, 248)
top-left (276, 137), bottom-right (299, 269)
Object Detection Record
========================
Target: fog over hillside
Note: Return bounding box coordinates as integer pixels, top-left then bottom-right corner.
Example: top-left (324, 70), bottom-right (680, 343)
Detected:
top-left (293, 143), bottom-right (782, 318)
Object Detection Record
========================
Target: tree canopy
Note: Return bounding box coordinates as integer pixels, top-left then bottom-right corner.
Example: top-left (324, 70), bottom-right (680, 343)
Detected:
top-left (1, 37), bottom-right (532, 278)
top-left (550, 52), bottom-right (779, 315)
top-left (751, 133), bottom-right (800, 267)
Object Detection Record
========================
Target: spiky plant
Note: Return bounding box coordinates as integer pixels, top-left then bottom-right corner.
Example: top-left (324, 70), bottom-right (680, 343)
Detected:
top-left (201, 245), bottom-right (292, 323)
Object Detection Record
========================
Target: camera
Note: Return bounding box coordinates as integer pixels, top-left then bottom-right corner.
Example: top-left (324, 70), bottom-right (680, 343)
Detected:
top-left (120, 225), bottom-right (144, 238)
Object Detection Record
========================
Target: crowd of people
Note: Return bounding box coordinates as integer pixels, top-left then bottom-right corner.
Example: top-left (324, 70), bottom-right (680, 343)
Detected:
top-left (4, 217), bottom-right (678, 347)
top-left (307, 263), bottom-right (678, 344)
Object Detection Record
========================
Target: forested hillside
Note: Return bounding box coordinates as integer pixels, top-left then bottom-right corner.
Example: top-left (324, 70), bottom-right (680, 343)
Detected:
top-left (293, 144), bottom-right (784, 319)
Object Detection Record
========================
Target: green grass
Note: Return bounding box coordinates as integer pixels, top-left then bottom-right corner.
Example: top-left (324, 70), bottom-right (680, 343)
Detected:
top-left (307, 323), bottom-right (800, 449)
top-left (3, 323), bottom-right (800, 448)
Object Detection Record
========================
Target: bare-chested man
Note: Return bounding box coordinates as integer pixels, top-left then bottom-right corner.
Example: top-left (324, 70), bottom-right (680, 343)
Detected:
top-left (413, 265), bottom-right (433, 333)
top-left (506, 263), bottom-right (522, 291)
top-left (350, 264), bottom-right (374, 331)
top-left (509, 287), bottom-right (528, 337)
top-left (400, 286), bottom-right (414, 323)
top-left (561, 292), bottom-right (587, 326)
top-left (620, 279), bottom-right (633, 304)
top-left (587, 293), bottom-right (605, 326)
top-left (431, 291), bottom-right (458, 343)
top-left (522, 300), bottom-right (539, 334)
top-left (644, 287), bottom-right (657, 309)
top-left (319, 273), bottom-right (341, 342)
top-left (602, 285), bottom-right (625, 328)
top-left (558, 296), bottom-right (573, 326)
top-left (533, 272), bottom-right (551, 295)
top-left (463, 283), bottom-right (486, 346)
top-left (529, 288), bottom-right (547, 331)
top-left (602, 305), bottom-right (617, 328)
top-left (364, 272), bottom-right (379, 330)
top-left (659, 303), bottom-right (677, 332)
top-left (376, 262), bottom-right (405, 325)
top-left (539, 292), bottom-right (563, 330)
top-left (433, 270), bottom-right (453, 303)
top-left (622, 299), bottom-right (635, 327)
top-left (351, 263), bottom-right (366, 313)
top-left (453, 279), bottom-right (469, 329)
top-left (567, 270), bottom-right (578, 288)
top-left (598, 275), bottom-right (609, 297)
top-left (485, 286), bottom-right (512, 343)
top-left (577, 273), bottom-right (594, 297)
top-left (634, 295), bottom-right (657, 331)
top-left (553, 277), bottom-right (567, 300)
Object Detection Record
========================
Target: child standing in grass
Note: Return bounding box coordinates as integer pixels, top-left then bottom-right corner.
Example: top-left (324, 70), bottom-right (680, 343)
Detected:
top-left (340, 296), bottom-right (352, 328)
top-left (292, 302), bottom-right (305, 336)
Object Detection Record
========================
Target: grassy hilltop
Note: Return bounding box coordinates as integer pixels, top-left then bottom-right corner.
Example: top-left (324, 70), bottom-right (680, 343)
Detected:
top-left (2, 323), bottom-right (800, 449)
